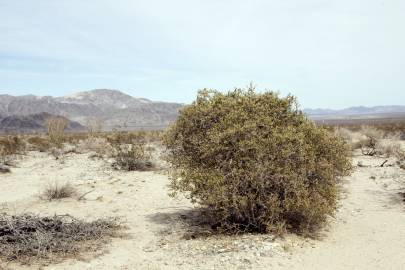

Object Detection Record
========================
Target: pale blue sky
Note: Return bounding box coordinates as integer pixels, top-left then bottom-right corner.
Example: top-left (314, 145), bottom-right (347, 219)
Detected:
top-left (0, 0), bottom-right (404, 108)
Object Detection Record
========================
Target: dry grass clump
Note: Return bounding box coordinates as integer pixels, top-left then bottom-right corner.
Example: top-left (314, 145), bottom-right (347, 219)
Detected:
top-left (164, 87), bottom-right (352, 235)
top-left (40, 183), bottom-right (78, 201)
top-left (0, 213), bottom-right (121, 263)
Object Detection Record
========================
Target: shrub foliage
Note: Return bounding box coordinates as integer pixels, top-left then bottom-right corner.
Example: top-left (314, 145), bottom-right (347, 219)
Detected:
top-left (163, 88), bottom-right (352, 234)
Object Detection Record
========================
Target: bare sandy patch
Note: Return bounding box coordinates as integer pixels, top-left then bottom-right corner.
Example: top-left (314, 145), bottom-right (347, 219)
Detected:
top-left (0, 149), bottom-right (404, 269)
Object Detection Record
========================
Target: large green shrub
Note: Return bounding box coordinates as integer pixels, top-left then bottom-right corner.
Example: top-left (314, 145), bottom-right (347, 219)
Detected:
top-left (163, 88), bottom-right (352, 234)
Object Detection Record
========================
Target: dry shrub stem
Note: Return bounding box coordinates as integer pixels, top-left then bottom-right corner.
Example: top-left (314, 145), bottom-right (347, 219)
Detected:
top-left (0, 213), bottom-right (122, 263)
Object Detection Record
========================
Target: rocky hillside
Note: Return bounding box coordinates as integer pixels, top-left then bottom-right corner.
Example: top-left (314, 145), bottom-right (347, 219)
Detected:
top-left (0, 112), bottom-right (85, 133)
top-left (0, 89), bottom-right (183, 131)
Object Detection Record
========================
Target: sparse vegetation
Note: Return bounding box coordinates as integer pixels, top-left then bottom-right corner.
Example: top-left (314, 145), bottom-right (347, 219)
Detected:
top-left (0, 135), bottom-right (26, 165)
top-left (46, 116), bottom-right (69, 147)
top-left (358, 126), bottom-right (383, 156)
top-left (334, 125), bottom-right (405, 159)
top-left (26, 136), bottom-right (52, 152)
top-left (109, 132), bottom-right (154, 171)
top-left (376, 140), bottom-right (403, 158)
top-left (41, 182), bottom-right (78, 201)
top-left (77, 137), bottom-right (111, 157)
top-left (321, 119), bottom-right (405, 139)
top-left (86, 117), bottom-right (104, 136)
top-left (164, 87), bottom-right (352, 234)
top-left (0, 213), bottom-right (121, 263)
top-left (334, 127), bottom-right (367, 151)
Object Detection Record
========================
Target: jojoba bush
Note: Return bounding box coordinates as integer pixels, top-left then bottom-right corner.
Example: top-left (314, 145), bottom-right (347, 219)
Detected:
top-left (163, 87), bottom-right (352, 234)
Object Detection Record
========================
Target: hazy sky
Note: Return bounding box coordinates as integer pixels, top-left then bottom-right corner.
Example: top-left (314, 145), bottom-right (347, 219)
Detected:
top-left (0, 0), bottom-right (404, 108)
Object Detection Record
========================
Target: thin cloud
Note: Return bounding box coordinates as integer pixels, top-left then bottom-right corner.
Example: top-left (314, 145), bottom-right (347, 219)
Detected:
top-left (0, 0), bottom-right (404, 107)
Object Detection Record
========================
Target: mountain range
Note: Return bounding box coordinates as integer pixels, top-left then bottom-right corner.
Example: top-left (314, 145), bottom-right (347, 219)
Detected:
top-left (0, 112), bottom-right (85, 133)
top-left (1, 89), bottom-right (405, 133)
top-left (304, 106), bottom-right (405, 120)
top-left (0, 89), bottom-right (183, 132)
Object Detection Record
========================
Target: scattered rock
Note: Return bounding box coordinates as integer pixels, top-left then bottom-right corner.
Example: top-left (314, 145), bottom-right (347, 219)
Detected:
top-left (357, 161), bottom-right (367, 167)
top-left (0, 164), bottom-right (10, 173)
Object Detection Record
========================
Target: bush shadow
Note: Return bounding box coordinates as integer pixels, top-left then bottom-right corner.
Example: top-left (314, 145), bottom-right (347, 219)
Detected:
top-left (146, 207), bottom-right (216, 239)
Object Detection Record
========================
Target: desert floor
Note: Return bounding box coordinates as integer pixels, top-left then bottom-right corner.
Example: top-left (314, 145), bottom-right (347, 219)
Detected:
top-left (1, 150), bottom-right (404, 270)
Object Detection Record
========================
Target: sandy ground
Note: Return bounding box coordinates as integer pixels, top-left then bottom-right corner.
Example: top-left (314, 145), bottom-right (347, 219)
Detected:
top-left (0, 150), bottom-right (404, 270)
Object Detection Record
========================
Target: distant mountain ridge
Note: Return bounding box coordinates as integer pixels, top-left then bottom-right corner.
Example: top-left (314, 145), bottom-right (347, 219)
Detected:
top-left (0, 89), bottom-right (183, 131)
top-left (304, 105), bottom-right (405, 119)
top-left (1, 89), bottom-right (404, 133)
top-left (0, 112), bottom-right (85, 133)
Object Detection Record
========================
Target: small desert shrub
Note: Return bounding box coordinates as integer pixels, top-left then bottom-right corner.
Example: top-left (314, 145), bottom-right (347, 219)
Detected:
top-left (164, 88), bottom-right (352, 234)
top-left (46, 116), bottom-right (69, 147)
top-left (346, 126), bottom-right (405, 157)
top-left (108, 131), bottom-right (154, 171)
top-left (376, 140), bottom-right (403, 158)
top-left (41, 182), bottom-right (77, 201)
top-left (0, 136), bottom-right (26, 164)
top-left (107, 130), bottom-right (163, 145)
top-left (27, 136), bottom-right (52, 152)
top-left (107, 131), bottom-right (146, 146)
top-left (145, 130), bottom-right (164, 143)
top-left (335, 131), bottom-right (403, 158)
top-left (358, 126), bottom-right (384, 156)
top-left (86, 117), bottom-right (104, 136)
top-left (394, 148), bottom-right (405, 161)
top-left (63, 132), bottom-right (89, 145)
top-left (0, 213), bottom-right (121, 263)
top-left (111, 142), bottom-right (153, 171)
top-left (334, 127), bottom-right (367, 150)
top-left (77, 137), bottom-right (111, 157)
